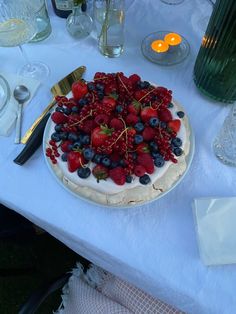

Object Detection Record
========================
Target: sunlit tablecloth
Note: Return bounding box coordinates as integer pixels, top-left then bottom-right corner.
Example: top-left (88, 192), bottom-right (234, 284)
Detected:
top-left (1, 1), bottom-right (236, 313)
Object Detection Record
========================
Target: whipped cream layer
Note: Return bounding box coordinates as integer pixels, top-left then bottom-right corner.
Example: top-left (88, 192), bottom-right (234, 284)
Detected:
top-left (46, 99), bottom-right (191, 206)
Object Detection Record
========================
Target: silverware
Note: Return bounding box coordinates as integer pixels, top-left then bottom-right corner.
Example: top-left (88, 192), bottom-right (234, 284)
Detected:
top-left (14, 85), bottom-right (30, 144)
top-left (21, 65), bottom-right (86, 144)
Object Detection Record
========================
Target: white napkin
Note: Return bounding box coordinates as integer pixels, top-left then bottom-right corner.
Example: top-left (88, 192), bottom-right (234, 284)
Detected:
top-left (0, 72), bottom-right (40, 137)
top-left (193, 197), bottom-right (236, 266)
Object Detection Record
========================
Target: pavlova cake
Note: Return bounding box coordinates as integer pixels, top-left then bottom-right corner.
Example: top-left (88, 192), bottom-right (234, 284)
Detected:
top-left (45, 71), bottom-right (190, 206)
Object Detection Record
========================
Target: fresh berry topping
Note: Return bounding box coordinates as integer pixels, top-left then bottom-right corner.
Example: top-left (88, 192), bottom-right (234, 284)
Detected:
top-left (171, 137), bottom-right (182, 147)
top-left (134, 122), bottom-right (144, 132)
top-left (126, 113), bottom-right (139, 125)
top-left (61, 140), bottom-right (73, 152)
top-left (109, 167), bottom-right (126, 185)
top-left (51, 112), bottom-right (68, 124)
top-left (173, 147), bottom-right (183, 156)
top-left (177, 111), bottom-right (185, 118)
top-left (168, 119), bottom-right (181, 133)
top-left (149, 117), bottom-right (159, 127)
top-left (91, 126), bottom-right (113, 147)
top-left (110, 118), bottom-right (124, 130)
top-left (83, 148), bottom-right (95, 160)
top-left (61, 153), bottom-right (68, 162)
top-left (127, 100), bottom-right (141, 115)
top-left (94, 114), bottom-right (110, 126)
top-left (92, 164), bottom-right (109, 181)
top-left (77, 167), bottom-right (91, 179)
top-left (139, 174), bottom-right (151, 185)
top-left (134, 165), bottom-right (146, 177)
top-left (137, 153), bottom-right (154, 174)
top-left (134, 134), bottom-right (143, 144)
top-left (67, 151), bottom-right (85, 172)
top-left (136, 143), bottom-right (150, 154)
top-left (101, 157), bottom-right (111, 167)
top-left (128, 74), bottom-right (141, 86)
top-left (72, 81), bottom-right (88, 100)
top-left (142, 127), bottom-right (155, 141)
top-left (140, 107), bottom-right (158, 123)
top-left (126, 175), bottom-right (133, 183)
top-left (158, 108), bottom-right (172, 122)
top-left (154, 156), bottom-right (165, 167)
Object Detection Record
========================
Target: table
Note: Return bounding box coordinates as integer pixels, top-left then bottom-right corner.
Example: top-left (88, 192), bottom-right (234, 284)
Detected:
top-left (1, 1), bottom-right (236, 313)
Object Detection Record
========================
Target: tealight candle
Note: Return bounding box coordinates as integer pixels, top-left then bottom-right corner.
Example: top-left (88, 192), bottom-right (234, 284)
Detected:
top-left (151, 40), bottom-right (169, 53)
top-left (164, 33), bottom-right (182, 46)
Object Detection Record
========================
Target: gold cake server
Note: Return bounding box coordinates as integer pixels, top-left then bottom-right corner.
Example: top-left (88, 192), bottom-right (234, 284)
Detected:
top-left (21, 66), bottom-right (86, 144)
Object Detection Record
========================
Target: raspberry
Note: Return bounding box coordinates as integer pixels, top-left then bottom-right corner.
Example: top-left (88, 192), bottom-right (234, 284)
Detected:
top-left (128, 74), bottom-right (141, 86)
top-left (142, 127), bottom-right (155, 141)
top-left (137, 153), bottom-right (154, 174)
top-left (51, 112), bottom-right (68, 124)
top-left (110, 118), bottom-right (124, 130)
top-left (158, 108), bottom-right (172, 122)
top-left (134, 165), bottom-right (146, 177)
top-left (61, 140), bottom-right (72, 153)
top-left (109, 167), bottom-right (126, 185)
top-left (125, 113), bottom-right (139, 125)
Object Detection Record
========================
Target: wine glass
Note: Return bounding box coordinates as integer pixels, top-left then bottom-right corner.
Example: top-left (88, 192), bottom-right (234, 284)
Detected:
top-left (0, 0), bottom-right (50, 80)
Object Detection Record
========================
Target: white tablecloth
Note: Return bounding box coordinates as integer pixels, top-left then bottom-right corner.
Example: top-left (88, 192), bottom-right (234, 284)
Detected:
top-left (1, 1), bottom-right (236, 313)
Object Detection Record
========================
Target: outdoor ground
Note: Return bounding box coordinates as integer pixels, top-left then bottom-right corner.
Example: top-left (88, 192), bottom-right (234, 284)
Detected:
top-left (0, 204), bottom-right (87, 313)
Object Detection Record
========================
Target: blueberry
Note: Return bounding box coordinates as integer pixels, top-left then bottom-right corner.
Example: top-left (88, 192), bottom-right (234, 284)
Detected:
top-left (71, 106), bottom-right (79, 113)
top-left (78, 98), bottom-right (88, 106)
top-left (171, 137), bottom-right (182, 147)
top-left (139, 174), bottom-right (151, 185)
top-left (83, 148), bottom-right (95, 160)
top-left (59, 132), bottom-right (68, 141)
top-left (93, 154), bottom-right (103, 164)
top-left (177, 111), bottom-right (185, 118)
top-left (110, 161), bottom-right (119, 169)
top-left (63, 107), bottom-right (71, 115)
top-left (77, 167), bottom-right (91, 179)
top-left (138, 81), bottom-right (150, 89)
top-left (132, 152), bottom-right (137, 160)
top-left (119, 159), bottom-right (127, 167)
top-left (149, 117), bottom-right (159, 127)
top-left (126, 175), bottom-right (133, 183)
top-left (134, 134), bottom-right (143, 144)
top-left (160, 121), bottom-right (167, 129)
top-left (61, 153), bottom-right (68, 162)
top-left (72, 141), bottom-right (81, 149)
top-left (98, 91), bottom-right (104, 100)
top-left (51, 132), bottom-right (61, 142)
top-left (149, 141), bottom-right (158, 152)
top-left (55, 107), bottom-right (64, 113)
top-left (154, 156), bottom-right (165, 167)
top-left (87, 82), bottom-right (95, 91)
top-left (174, 147), bottom-right (183, 156)
top-left (134, 122), bottom-right (144, 132)
top-left (168, 103), bottom-right (174, 108)
top-left (101, 157), bottom-right (111, 167)
top-left (68, 133), bottom-right (79, 142)
top-left (116, 105), bottom-right (123, 113)
top-left (54, 124), bottom-right (63, 132)
top-left (96, 83), bottom-right (104, 91)
top-left (81, 135), bottom-right (90, 145)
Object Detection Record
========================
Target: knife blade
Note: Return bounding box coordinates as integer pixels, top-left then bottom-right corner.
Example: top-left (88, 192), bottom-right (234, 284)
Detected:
top-left (21, 65), bottom-right (86, 144)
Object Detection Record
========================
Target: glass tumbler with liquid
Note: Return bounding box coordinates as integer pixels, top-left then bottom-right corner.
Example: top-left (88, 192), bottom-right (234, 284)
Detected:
top-left (93, 0), bottom-right (125, 58)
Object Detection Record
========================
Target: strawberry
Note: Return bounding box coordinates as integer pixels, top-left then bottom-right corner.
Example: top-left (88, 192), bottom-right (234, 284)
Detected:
top-left (136, 143), bottom-right (150, 154)
top-left (158, 108), bottom-right (172, 122)
top-left (142, 127), bottom-right (155, 141)
top-left (72, 80), bottom-right (88, 100)
top-left (134, 165), bottom-right (146, 177)
top-left (51, 112), bottom-right (68, 124)
top-left (67, 151), bottom-right (85, 172)
top-left (92, 165), bottom-right (109, 181)
top-left (110, 118), bottom-right (124, 130)
top-left (127, 100), bottom-right (141, 115)
top-left (109, 167), bottom-right (126, 185)
top-left (140, 107), bottom-right (158, 123)
top-left (137, 153), bottom-right (154, 174)
top-left (102, 96), bottom-right (116, 110)
top-left (126, 113), bottom-right (139, 125)
top-left (168, 119), bottom-right (181, 133)
top-left (91, 126), bottom-right (113, 147)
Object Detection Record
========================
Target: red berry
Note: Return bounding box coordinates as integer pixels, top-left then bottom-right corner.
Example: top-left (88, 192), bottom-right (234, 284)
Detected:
top-left (168, 119), bottom-right (181, 133)
top-left (140, 107), bottom-right (158, 123)
top-left (126, 113), bottom-right (139, 125)
top-left (91, 126), bottom-right (113, 147)
top-left (102, 96), bottom-right (116, 110)
top-left (109, 167), bottom-right (126, 185)
top-left (67, 151), bottom-right (85, 172)
top-left (61, 140), bottom-right (72, 153)
top-left (134, 165), bottom-right (146, 177)
top-left (158, 108), bottom-right (172, 122)
top-left (136, 143), bottom-right (150, 154)
top-left (137, 153), bottom-right (154, 174)
top-left (110, 118), bottom-right (124, 130)
top-left (71, 80), bottom-right (88, 100)
top-left (95, 114), bottom-right (110, 126)
top-left (127, 100), bottom-right (141, 115)
top-left (128, 74), bottom-right (141, 86)
top-left (51, 112), bottom-right (68, 124)
top-left (92, 165), bottom-right (109, 181)
top-left (142, 127), bottom-right (155, 141)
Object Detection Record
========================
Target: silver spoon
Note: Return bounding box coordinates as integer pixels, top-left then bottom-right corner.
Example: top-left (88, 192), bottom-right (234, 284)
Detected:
top-left (14, 85), bottom-right (30, 144)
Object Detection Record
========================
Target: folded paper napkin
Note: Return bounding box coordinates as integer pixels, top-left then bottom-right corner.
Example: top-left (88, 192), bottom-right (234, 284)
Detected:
top-left (193, 197), bottom-right (236, 266)
top-left (55, 263), bottom-right (184, 314)
top-left (0, 72), bottom-right (40, 137)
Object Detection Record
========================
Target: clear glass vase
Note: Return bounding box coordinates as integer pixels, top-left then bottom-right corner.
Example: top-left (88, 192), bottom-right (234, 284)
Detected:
top-left (93, 0), bottom-right (125, 57)
top-left (193, 0), bottom-right (236, 103)
top-left (213, 103), bottom-right (236, 166)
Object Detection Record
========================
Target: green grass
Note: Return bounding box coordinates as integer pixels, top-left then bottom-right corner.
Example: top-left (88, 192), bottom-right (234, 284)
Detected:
top-left (0, 232), bottom-right (80, 313)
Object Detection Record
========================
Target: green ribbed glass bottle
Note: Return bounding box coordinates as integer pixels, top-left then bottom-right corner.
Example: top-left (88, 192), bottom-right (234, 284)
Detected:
top-left (193, 0), bottom-right (236, 103)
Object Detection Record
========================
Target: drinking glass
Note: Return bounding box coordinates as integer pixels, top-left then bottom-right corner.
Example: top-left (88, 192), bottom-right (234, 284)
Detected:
top-left (0, 0), bottom-right (50, 80)
top-left (93, 0), bottom-right (125, 58)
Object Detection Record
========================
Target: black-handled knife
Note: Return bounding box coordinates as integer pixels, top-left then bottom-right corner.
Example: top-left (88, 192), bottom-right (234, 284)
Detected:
top-left (13, 113), bottom-right (50, 165)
